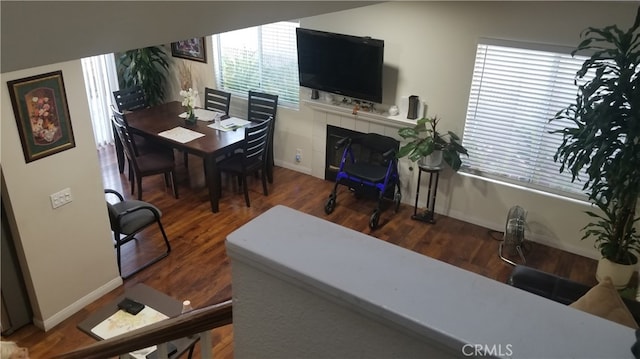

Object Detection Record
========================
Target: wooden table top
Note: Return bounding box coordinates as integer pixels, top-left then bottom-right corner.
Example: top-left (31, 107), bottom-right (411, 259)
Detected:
top-left (124, 101), bottom-right (246, 158)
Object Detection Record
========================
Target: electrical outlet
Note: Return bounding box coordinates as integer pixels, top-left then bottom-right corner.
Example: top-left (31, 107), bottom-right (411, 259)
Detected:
top-left (295, 149), bottom-right (302, 163)
top-left (50, 188), bottom-right (73, 209)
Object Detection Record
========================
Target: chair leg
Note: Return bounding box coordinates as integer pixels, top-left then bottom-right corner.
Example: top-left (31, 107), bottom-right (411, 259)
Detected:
top-left (130, 172), bottom-right (135, 196)
top-left (157, 220), bottom-right (172, 252)
top-left (114, 132), bottom-right (125, 174)
top-left (137, 177), bottom-right (143, 200)
top-left (267, 147), bottom-right (274, 184)
top-left (242, 175), bottom-right (251, 207)
top-left (119, 227), bottom-right (171, 279)
top-left (171, 171), bottom-right (179, 199)
top-left (261, 169), bottom-right (269, 196)
top-left (114, 233), bottom-right (123, 276)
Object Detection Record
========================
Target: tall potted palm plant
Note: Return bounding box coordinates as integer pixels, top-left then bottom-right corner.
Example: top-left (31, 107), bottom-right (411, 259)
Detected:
top-left (118, 46), bottom-right (170, 106)
top-left (551, 7), bottom-right (640, 288)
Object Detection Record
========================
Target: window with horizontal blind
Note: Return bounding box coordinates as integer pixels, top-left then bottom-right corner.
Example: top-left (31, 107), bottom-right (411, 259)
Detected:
top-left (461, 39), bottom-right (592, 199)
top-left (213, 21), bottom-right (300, 108)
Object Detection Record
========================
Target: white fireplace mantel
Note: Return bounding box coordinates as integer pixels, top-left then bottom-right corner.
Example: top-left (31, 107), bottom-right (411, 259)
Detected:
top-left (306, 99), bottom-right (416, 181)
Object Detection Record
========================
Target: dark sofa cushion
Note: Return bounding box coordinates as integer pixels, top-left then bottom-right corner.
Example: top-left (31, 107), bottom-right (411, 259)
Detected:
top-left (507, 265), bottom-right (640, 325)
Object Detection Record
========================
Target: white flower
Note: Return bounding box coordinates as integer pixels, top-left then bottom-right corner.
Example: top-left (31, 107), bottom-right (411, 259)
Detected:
top-left (180, 88), bottom-right (198, 109)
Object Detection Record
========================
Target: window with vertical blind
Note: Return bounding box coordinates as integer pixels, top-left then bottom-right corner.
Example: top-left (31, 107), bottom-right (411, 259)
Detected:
top-left (460, 39), bottom-right (592, 199)
top-left (213, 21), bottom-right (300, 108)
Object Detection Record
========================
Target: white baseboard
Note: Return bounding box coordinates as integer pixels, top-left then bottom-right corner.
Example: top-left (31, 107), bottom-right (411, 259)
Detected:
top-left (276, 160), bottom-right (312, 175)
top-left (446, 209), bottom-right (600, 261)
top-left (34, 276), bottom-right (122, 331)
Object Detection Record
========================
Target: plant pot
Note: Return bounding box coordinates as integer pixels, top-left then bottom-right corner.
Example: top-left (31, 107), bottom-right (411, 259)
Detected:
top-left (419, 150), bottom-right (443, 168)
top-left (595, 257), bottom-right (636, 289)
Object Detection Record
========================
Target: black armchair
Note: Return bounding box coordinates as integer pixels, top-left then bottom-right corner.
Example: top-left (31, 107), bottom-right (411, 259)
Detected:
top-left (105, 189), bottom-right (171, 279)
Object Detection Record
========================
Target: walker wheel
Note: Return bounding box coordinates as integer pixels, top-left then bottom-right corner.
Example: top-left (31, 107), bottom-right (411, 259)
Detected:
top-left (324, 195), bottom-right (336, 214)
top-left (369, 210), bottom-right (380, 229)
top-left (394, 191), bottom-right (402, 213)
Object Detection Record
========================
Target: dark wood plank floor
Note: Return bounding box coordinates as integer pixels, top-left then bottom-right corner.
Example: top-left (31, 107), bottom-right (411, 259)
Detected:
top-left (4, 144), bottom-right (597, 358)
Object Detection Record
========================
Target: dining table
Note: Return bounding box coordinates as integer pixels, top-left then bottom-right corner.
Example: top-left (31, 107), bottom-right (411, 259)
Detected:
top-left (123, 101), bottom-right (246, 213)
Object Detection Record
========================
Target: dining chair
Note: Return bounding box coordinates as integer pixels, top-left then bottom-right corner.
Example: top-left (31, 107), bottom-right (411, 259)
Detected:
top-left (204, 87), bottom-right (231, 115)
top-left (112, 86), bottom-right (149, 173)
top-left (247, 91), bottom-right (278, 184)
top-left (182, 88), bottom-right (232, 169)
top-left (110, 105), bottom-right (173, 173)
top-left (216, 117), bottom-right (272, 207)
top-left (104, 189), bottom-right (171, 279)
top-left (113, 86), bottom-right (148, 112)
top-left (111, 110), bottom-right (178, 200)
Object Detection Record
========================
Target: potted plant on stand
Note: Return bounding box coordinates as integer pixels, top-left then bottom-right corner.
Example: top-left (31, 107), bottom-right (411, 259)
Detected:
top-left (551, 7), bottom-right (640, 288)
top-left (397, 116), bottom-right (468, 170)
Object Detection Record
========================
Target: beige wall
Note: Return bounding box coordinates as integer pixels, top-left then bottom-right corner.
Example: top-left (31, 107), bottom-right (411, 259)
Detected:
top-left (1, 61), bottom-right (122, 330)
top-left (291, 1), bottom-right (637, 259)
top-left (0, 1), bottom-right (370, 331)
top-left (0, 1), bottom-right (636, 331)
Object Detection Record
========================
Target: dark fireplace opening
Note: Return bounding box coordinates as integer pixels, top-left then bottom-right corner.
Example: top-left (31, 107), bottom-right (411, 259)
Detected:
top-left (325, 125), bottom-right (365, 181)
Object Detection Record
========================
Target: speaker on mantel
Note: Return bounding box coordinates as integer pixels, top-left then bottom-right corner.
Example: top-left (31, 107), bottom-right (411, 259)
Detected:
top-left (407, 95), bottom-right (420, 119)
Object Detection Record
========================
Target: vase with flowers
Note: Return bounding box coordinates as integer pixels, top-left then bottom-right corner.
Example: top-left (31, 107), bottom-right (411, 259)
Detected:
top-left (180, 88), bottom-right (198, 125)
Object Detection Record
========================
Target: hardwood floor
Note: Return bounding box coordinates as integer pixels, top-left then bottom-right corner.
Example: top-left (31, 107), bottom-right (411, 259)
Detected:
top-left (4, 144), bottom-right (597, 358)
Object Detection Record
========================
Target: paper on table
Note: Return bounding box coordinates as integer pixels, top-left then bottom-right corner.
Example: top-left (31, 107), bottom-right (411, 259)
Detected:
top-left (179, 108), bottom-right (225, 122)
top-left (208, 117), bottom-right (251, 131)
top-left (91, 306), bottom-right (169, 359)
top-left (91, 306), bottom-right (168, 340)
top-left (158, 127), bottom-right (205, 143)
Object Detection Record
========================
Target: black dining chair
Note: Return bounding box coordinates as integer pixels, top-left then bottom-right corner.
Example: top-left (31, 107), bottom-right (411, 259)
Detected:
top-left (247, 91), bottom-right (278, 183)
top-left (182, 87), bottom-right (233, 169)
top-left (112, 110), bottom-right (178, 200)
top-left (104, 189), bottom-right (171, 279)
top-left (112, 86), bottom-right (150, 173)
top-left (113, 86), bottom-right (148, 112)
top-left (110, 105), bottom-right (174, 173)
top-left (204, 87), bottom-right (231, 115)
top-left (216, 117), bottom-right (272, 207)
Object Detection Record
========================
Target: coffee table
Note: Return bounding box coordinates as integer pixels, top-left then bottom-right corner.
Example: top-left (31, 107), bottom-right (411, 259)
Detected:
top-left (77, 284), bottom-right (198, 358)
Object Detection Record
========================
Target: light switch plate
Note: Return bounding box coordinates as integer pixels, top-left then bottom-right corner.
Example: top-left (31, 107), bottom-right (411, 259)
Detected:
top-left (50, 188), bottom-right (72, 209)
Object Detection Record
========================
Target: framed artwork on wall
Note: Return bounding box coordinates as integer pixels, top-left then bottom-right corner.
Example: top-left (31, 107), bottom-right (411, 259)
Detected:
top-left (171, 37), bottom-right (207, 63)
top-left (7, 70), bottom-right (76, 163)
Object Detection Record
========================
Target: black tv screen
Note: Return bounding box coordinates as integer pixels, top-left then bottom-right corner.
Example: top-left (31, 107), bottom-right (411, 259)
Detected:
top-left (296, 28), bottom-right (384, 104)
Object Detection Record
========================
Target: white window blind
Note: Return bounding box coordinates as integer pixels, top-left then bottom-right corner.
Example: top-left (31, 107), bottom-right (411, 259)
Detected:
top-left (461, 39), bottom-right (592, 199)
top-left (213, 21), bottom-right (299, 107)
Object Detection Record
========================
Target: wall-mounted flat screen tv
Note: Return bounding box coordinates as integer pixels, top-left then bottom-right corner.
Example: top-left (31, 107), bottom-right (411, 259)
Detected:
top-left (296, 28), bottom-right (384, 104)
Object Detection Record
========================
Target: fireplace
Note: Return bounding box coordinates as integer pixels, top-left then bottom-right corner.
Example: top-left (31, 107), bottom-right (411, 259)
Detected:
top-left (325, 125), bottom-right (369, 181)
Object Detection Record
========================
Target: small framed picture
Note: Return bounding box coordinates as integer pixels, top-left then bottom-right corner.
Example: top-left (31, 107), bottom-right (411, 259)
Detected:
top-left (171, 37), bottom-right (207, 63)
top-left (7, 70), bottom-right (76, 163)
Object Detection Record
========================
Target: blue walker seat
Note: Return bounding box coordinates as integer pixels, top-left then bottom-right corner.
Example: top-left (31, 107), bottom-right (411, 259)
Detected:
top-left (324, 132), bottom-right (402, 229)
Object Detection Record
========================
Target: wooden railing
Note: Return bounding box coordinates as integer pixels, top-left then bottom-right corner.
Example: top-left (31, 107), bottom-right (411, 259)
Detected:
top-left (52, 299), bottom-right (232, 359)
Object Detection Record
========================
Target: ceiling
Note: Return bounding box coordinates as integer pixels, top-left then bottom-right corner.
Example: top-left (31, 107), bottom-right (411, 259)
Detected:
top-left (1, 1), bottom-right (379, 73)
